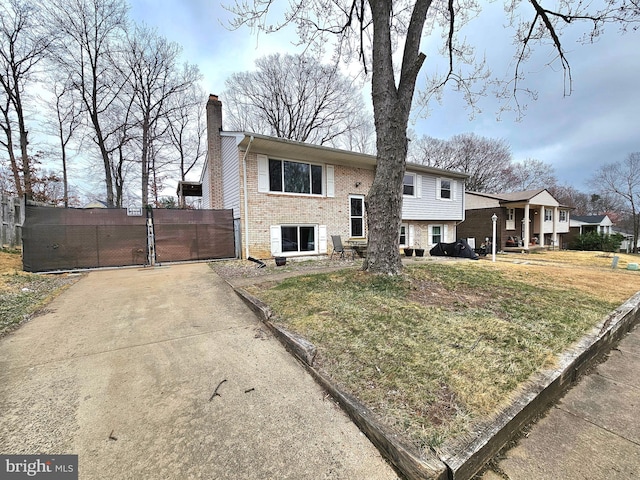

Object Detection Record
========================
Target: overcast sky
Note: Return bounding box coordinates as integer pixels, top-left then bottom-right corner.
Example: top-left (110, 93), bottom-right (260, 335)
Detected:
top-left (129, 0), bottom-right (640, 192)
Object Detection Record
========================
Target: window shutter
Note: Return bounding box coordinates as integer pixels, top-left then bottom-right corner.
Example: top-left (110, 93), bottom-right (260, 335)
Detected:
top-left (451, 180), bottom-right (457, 200)
top-left (257, 155), bottom-right (269, 193)
top-left (436, 178), bottom-right (442, 200)
top-left (318, 225), bottom-right (327, 254)
top-left (408, 225), bottom-right (415, 247)
top-left (415, 175), bottom-right (422, 198)
top-left (326, 165), bottom-right (335, 197)
top-left (443, 224), bottom-right (449, 242)
top-left (270, 225), bottom-right (281, 255)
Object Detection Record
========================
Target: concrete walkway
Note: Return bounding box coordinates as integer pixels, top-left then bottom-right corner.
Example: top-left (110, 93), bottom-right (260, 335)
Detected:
top-left (481, 324), bottom-right (640, 480)
top-left (0, 263), bottom-right (399, 479)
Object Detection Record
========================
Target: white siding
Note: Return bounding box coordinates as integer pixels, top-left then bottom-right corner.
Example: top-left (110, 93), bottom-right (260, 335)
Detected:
top-left (465, 192), bottom-right (501, 209)
top-left (201, 159), bottom-right (211, 208)
top-left (402, 174), bottom-right (465, 221)
top-left (222, 136), bottom-right (241, 216)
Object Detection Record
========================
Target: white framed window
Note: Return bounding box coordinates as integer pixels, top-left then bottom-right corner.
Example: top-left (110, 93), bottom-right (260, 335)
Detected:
top-left (399, 224), bottom-right (407, 247)
top-left (430, 225), bottom-right (443, 244)
top-left (270, 224), bottom-right (327, 255)
top-left (258, 155), bottom-right (325, 196)
top-left (544, 209), bottom-right (553, 221)
top-left (269, 158), bottom-right (322, 195)
top-left (402, 173), bottom-right (422, 198)
top-left (399, 224), bottom-right (415, 247)
top-left (403, 174), bottom-right (415, 196)
top-left (559, 210), bottom-right (567, 222)
top-left (436, 178), bottom-right (454, 200)
top-left (349, 195), bottom-right (365, 238)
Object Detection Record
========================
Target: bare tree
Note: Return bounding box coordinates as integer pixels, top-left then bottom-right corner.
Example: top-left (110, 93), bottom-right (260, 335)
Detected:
top-left (504, 158), bottom-right (557, 192)
top-left (166, 84), bottom-right (207, 207)
top-left (124, 25), bottom-right (201, 207)
top-left (334, 110), bottom-right (376, 154)
top-left (0, 0), bottom-right (51, 198)
top-left (228, 0), bottom-right (640, 274)
top-left (409, 133), bottom-right (513, 193)
top-left (548, 184), bottom-right (589, 214)
top-left (592, 153), bottom-right (640, 253)
top-left (45, 0), bottom-right (129, 207)
top-left (49, 76), bottom-right (83, 207)
top-left (223, 53), bottom-right (368, 146)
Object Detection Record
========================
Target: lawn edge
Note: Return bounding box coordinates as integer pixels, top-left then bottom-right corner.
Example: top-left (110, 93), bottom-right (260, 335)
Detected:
top-left (233, 279), bottom-right (640, 480)
top-left (233, 286), bottom-right (448, 480)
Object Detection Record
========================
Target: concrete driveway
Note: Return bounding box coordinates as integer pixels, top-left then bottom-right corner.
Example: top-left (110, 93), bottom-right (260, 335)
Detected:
top-left (0, 263), bottom-right (398, 479)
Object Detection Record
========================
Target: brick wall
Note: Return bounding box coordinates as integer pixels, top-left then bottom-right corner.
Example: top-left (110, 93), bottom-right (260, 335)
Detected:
top-left (240, 153), bottom-right (375, 258)
top-left (457, 208), bottom-right (506, 249)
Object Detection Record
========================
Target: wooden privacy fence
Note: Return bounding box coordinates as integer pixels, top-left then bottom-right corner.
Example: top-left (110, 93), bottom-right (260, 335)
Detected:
top-left (22, 205), bottom-right (235, 272)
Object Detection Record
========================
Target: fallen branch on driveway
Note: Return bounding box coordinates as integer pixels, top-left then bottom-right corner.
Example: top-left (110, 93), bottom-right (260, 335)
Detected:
top-left (209, 379), bottom-right (227, 401)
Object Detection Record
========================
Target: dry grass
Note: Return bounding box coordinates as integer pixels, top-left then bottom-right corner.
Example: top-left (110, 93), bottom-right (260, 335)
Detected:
top-left (491, 250), bottom-right (640, 303)
top-left (239, 250), bottom-right (640, 453)
top-left (0, 249), bottom-right (80, 336)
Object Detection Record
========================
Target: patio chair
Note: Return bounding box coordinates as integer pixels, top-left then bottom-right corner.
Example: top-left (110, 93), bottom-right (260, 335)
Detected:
top-left (331, 235), bottom-right (353, 260)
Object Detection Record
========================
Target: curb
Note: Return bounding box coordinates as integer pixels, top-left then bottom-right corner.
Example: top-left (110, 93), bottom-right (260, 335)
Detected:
top-left (233, 283), bottom-right (640, 480)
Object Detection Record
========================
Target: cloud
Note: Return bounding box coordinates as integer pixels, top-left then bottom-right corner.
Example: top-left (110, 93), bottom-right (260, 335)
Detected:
top-left (128, 0), bottom-right (639, 192)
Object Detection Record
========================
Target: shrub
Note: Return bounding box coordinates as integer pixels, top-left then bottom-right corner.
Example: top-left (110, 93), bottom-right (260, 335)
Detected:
top-left (569, 232), bottom-right (624, 252)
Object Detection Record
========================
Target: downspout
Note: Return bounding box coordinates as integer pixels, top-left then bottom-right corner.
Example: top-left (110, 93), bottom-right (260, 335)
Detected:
top-left (241, 136), bottom-right (254, 259)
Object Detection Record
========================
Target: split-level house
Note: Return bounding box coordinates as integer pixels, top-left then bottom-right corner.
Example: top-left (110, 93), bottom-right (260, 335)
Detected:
top-left (200, 95), bottom-right (468, 259)
top-left (457, 189), bottom-right (572, 251)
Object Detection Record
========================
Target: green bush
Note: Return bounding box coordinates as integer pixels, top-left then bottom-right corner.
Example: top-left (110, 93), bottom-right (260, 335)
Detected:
top-left (569, 232), bottom-right (624, 252)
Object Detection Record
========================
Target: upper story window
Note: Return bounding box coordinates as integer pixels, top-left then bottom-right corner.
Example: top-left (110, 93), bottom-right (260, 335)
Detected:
top-left (544, 208), bottom-right (553, 221)
top-left (436, 178), bottom-right (453, 200)
top-left (268, 159), bottom-right (322, 195)
top-left (559, 210), bottom-right (567, 222)
top-left (403, 174), bottom-right (415, 196)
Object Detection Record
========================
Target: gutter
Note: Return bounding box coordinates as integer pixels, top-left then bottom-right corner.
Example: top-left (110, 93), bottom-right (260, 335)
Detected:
top-left (241, 135), bottom-right (254, 259)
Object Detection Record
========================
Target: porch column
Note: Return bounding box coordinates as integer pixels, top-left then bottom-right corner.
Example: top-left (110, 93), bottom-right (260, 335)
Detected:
top-left (552, 206), bottom-right (558, 249)
top-left (523, 204), bottom-right (530, 249)
top-left (538, 206), bottom-right (545, 246)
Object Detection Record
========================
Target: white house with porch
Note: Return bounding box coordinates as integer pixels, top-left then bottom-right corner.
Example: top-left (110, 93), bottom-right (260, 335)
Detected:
top-left (459, 189), bottom-right (572, 251)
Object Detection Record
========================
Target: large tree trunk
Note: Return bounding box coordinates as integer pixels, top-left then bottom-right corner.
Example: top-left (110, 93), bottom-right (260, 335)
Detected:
top-left (363, 0), bottom-right (428, 274)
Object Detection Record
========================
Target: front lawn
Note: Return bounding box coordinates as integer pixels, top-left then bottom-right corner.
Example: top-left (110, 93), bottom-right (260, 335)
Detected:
top-left (243, 256), bottom-right (640, 453)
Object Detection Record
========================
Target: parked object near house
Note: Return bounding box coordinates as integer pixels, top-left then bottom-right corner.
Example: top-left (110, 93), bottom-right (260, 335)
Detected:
top-left (458, 189), bottom-right (572, 252)
top-left (429, 239), bottom-right (479, 259)
top-left (201, 94), bottom-right (468, 260)
top-left (330, 235), bottom-right (354, 260)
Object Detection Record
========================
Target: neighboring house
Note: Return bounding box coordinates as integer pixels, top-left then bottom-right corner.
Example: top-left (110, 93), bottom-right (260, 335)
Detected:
top-left (457, 189), bottom-right (572, 251)
top-left (83, 200), bottom-right (109, 208)
top-left (201, 95), bottom-right (468, 259)
top-left (567, 215), bottom-right (614, 243)
top-left (566, 214), bottom-right (615, 250)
